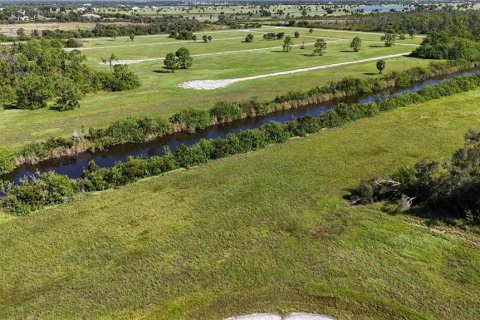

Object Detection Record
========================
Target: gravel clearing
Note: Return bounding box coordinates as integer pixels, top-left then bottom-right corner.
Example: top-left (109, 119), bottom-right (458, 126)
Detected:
top-left (224, 313), bottom-right (336, 320)
top-left (179, 53), bottom-right (410, 90)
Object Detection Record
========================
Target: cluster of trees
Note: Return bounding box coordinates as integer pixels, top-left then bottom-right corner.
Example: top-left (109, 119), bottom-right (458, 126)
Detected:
top-left (263, 32), bottom-right (285, 40)
top-left (411, 32), bottom-right (480, 61)
top-left (163, 48), bottom-right (193, 72)
top-left (202, 35), bottom-right (213, 43)
top-left (0, 40), bottom-right (139, 111)
top-left (5, 72), bottom-right (480, 215)
top-left (351, 129), bottom-right (480, 226)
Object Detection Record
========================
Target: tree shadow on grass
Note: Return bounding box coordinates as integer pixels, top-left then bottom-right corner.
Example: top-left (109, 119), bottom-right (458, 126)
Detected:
top-left (2, 104), bottom-right (17, 110)
top-left (363, 72), bottom-right (378, 76)
top-left (369, 45), bottom-right (385, 48)
top-left (340, 50), bottom-right (355, 53)
top-left (153, 69), bottom-right (173, 74)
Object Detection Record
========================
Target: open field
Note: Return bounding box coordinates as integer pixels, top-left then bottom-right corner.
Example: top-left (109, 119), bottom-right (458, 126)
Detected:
top-left (1, 89), bottom-right (480, 319)
top-left (0, 26), bottom-right (426, 149)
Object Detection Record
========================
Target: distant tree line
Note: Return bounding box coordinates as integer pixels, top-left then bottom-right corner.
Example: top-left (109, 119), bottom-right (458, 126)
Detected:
top-left (286, 10), bottom-right (480, 40)
top-left (3, 71), bottom-right (480, 215)
top-left (0, 39), bottom-right (139, 111)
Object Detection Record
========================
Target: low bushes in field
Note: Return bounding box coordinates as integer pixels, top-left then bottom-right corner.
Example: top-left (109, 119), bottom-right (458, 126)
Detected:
top-left (350, 129), bottom-right (480, 227)
top-left (4, 72), bottom-right (480, 215)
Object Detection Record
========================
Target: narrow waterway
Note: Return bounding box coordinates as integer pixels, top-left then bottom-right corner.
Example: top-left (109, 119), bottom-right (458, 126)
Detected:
top-left (3, 69), bottom-right (480, 184)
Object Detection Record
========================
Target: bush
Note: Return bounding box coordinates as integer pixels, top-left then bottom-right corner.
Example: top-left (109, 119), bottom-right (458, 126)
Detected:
top-left (0, 172), bottom-right (75, 215)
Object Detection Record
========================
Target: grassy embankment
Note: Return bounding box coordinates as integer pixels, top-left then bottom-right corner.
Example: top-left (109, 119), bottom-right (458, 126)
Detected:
top-left (1, 89), bottom-right (479, 319)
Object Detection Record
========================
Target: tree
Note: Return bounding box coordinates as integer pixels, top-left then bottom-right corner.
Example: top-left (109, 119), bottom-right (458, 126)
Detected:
top-left (408, 28), bottom-right (416, 39)
top-left (192, 35), bottom-right (197, 42)
top-left (313, 38), bottom-right (327, 56)
top-left (309, 28), bottom-right (314, 34)
top-left (164, 52), bottom-right (178, 72)
top-left (350, 36), bottom-right (361, 52)
top-left (203, 35), bottom-right (208, 43)
top-left (381, 30), bottom-right (397, 47)
top-left (55, 82), bottom-right (83, 111)
top-left (294, 31), bottom-right (300, 38)
top-left (17, 28), bottom-right (26, 37)
top-left (283, 36), bottom-right (293, 52)
top-left (16, 74), bottom-right (55, 110)
top-left (208, 35), bottom-right (212, 42)
top-left (245, 33), bottom-right (254, 42)
top-left (175, 47), bottom-right (193, 69)
top-left (103, 53), bottom-right (118, 72)
top-left (376, 59), bottom-right (386, 74)
top-left (300, 41), bottom-right (305, 49)
top-left (129, 34), bottom-right (135, 42)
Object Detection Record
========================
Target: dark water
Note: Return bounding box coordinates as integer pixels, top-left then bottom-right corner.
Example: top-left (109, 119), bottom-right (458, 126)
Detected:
top-left (3, 69), bottom-right (480, 184)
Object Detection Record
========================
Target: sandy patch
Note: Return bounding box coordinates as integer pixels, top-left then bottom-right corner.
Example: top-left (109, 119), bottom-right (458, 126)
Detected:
top-left (179, 53), bottom-right (410, 90)
top-left (224, 313), bottom-right (336, 320)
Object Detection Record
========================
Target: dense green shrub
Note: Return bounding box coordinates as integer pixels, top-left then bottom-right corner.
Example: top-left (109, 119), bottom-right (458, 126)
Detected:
top-left (411, 32), bottom-right (480, 61)
top-left (350, 129), bottom-right (480, 225)
top-left (170, 109), bottom-right (211, 133)
top-left (210, 101), bottom-right (242, 123)
top-left (0, 172), bottom-right (75, 215)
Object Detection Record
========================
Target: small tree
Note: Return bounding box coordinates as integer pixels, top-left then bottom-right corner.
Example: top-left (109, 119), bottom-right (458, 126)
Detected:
top-left (208, 35), bottom-right (212, 42)
top-left (283, 36), bottom-right (293, 52)
top-left (376, 59), bottom-right (386, 74)
top-left (164, 52), bottom-right (178, 72)
top-left (408, 28), bottom-right (416, 39)
top-left (17, 28), bottom-right (26, 37)
top-left (294, 31), bottom-right (300, 38)
top-left (175, 47), bottom-right (193, 69)
top-left (103, 53), bottom-right (118, 72)
top-left (350, 36), bottom-right (361, 52)
top-left (129, 34), bottom-right (135, 42)
top-left (192, 35), bottom-right (197, 42)
top-left (309, 28), bottom-right (313, 34)
top-left (381, 30), bottom-right (397, 47)
top-left (300, 41), bottom-right (305, 49)
top-left (203, 35), bottom-right (208, 43)
top-left (16, 74), bottom-right (54, 110)
top-left (313, 38), bottom-right (327, 56)
top-left (245, 33), bottom-right (254, 42)
top-left (55, 83), bottom-right (83, 111)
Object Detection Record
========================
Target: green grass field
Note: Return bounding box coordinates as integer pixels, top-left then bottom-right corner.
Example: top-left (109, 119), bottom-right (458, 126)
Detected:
top-left (0, 26), bottom-right (426, 149)
top-left (1, 89), bottom-right (479, 319)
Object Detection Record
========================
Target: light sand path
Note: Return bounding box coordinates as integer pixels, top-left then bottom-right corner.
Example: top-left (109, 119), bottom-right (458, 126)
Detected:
top-left (224, 312), bottom-right (336, 320)
top-left (179, 52), bottom-right (410, 90)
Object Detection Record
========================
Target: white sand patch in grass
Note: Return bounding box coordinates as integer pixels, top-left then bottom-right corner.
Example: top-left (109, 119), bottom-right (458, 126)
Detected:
top-left (224, 313), bottom-right (336, 320)
top-left (179, 53), bottom-right (410, 90)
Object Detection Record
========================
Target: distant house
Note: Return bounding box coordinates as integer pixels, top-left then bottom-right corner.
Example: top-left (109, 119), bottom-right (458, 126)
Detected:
top-left (81, 13), bottom-right (101, 20)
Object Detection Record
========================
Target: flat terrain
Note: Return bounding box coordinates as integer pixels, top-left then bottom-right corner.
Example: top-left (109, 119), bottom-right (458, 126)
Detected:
top-left (1, 89), bottom-right (479, 319)
top-left (0, 26), bottom-right (426, 149)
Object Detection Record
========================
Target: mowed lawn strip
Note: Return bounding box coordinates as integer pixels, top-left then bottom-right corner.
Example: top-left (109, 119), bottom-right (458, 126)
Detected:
top-left (1, 90), bottom-right (479, 319)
